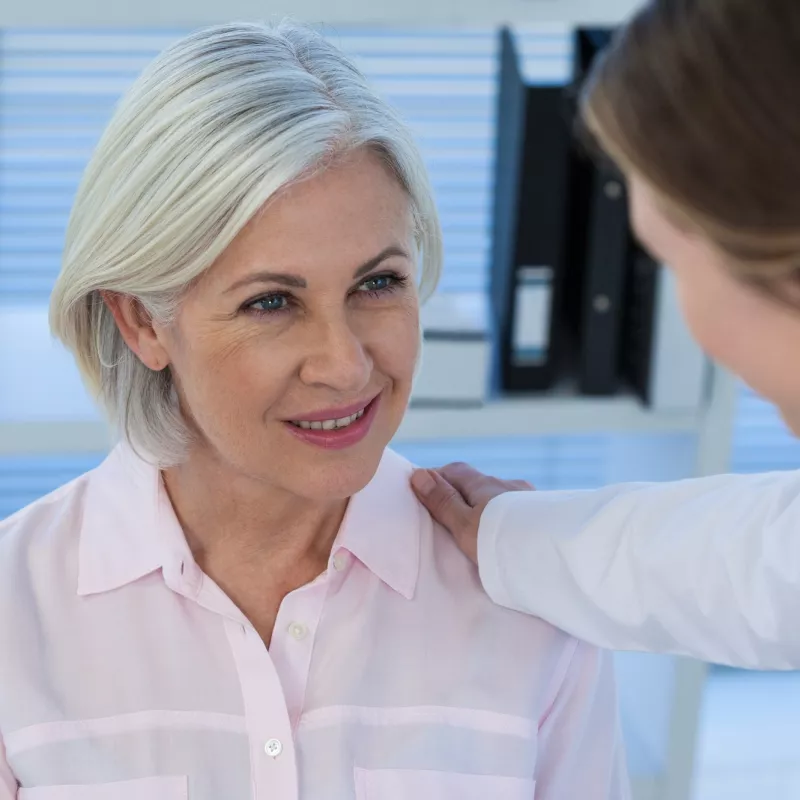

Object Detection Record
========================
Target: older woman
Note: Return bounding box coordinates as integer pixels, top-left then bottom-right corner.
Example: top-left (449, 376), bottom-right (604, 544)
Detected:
top-left (0, 22), bottom-right (628, 800)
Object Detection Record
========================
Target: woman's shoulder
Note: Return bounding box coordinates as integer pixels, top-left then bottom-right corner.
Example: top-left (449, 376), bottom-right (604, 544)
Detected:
top-left (0, 470), bottom-right (93, 587)
top-left (385, 455), bottom-right (581, 642)
top-left (376, 451), bottom-right (594, 703)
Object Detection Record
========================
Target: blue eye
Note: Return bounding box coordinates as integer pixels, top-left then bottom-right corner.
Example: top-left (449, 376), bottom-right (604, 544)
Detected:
top-left (359, 273), bottom-right (406, 295)
top-left (362, 275), bottom-right (392, 292)
top-left (248, 294), bottom-right (289, 314)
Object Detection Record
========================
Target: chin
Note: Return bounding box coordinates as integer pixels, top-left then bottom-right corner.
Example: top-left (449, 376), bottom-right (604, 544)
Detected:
top-left (285, 448), bottom-right (386, 501)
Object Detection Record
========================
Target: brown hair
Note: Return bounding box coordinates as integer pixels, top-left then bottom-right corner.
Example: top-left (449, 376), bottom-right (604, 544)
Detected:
top-left (582, 0), bottom-right (800, 280)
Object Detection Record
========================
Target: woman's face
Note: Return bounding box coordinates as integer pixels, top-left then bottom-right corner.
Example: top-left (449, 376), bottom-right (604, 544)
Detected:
top-left (628, 173), bottom-right (800, 433)
top-left (154, 149), bottom-right (421, 500)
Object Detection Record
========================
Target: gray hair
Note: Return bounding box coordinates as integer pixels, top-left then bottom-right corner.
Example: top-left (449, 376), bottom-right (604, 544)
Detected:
top-left (50, 20), bottom-right (443, 466)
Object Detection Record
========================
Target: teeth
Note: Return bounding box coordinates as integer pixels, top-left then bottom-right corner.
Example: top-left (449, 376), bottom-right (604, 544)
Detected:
top-left (293, 408), bottom-right (365, 431)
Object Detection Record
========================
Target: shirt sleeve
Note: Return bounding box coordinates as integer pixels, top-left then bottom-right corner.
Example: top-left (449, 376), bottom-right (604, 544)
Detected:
top-left (0, 736), bottom-right (17, 799)
top-left (535, 642), bottom-right (630, 799)
top-left (478, 471), bottom-right (800, 670)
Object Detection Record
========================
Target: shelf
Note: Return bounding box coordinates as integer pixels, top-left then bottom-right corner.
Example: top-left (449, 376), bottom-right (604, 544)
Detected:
top-left (0, 307), bottom-right (704, 456)
top-left (0, 420), bottom-right (114, 456)
top-left (397, 394), bottom-right (701, 441)
top-left (0, 394), bottom-right (701, 456)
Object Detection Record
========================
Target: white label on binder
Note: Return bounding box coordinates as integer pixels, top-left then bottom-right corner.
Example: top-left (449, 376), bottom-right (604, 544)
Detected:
top-left (512, 266), bottom-right (552, 365)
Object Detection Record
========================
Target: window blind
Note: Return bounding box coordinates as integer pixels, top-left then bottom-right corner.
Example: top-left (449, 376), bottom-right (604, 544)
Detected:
top-left (0, 26), bottom-right (571, 299)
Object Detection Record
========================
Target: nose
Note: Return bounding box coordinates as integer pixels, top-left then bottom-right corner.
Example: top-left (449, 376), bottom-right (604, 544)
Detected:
top-left (298, 312), bottom-right (373, 394)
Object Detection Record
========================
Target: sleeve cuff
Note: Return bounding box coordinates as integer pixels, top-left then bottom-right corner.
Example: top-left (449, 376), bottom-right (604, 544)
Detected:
top-left (477, 491), bottom-right (527, 611)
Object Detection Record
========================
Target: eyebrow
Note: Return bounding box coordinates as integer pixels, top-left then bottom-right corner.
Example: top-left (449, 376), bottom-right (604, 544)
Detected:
top-left (224, 245), bottom-right (412, 294)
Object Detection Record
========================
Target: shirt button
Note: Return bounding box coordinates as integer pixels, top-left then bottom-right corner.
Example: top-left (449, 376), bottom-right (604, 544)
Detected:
top-left (265, 738), bottom-right (283, 758)
top-left (333, 551), bottom-right (349, 572)
top-left (288, 622), bottom-right (308, 641)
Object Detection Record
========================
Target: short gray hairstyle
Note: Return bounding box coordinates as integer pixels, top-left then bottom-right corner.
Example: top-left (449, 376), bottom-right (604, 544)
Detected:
top-left (50, 20), bottom-right (443, 466)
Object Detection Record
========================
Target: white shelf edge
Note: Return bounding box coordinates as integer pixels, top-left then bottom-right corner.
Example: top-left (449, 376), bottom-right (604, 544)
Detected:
top-left (396, 395), bottom-right (700, 441)
top-left (0, 396), bottom-right (700, 455)
top-left (0, 421), bottom-right (115, 456)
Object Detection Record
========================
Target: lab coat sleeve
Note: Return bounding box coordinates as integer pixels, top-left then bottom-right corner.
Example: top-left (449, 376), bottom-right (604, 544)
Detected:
top-left (478, 471), bottom-right (800, 669)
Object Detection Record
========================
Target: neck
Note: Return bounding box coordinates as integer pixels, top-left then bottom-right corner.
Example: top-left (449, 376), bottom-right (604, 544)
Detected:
top-left (162, 448), bottom-right (347, 578)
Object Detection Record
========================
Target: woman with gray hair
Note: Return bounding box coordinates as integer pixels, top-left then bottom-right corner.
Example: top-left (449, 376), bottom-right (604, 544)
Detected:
top-left (0, 22), bottom-right (627, 799)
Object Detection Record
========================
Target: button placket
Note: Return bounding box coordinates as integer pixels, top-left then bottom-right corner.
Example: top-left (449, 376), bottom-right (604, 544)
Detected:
top-left (225, 619), bottom-right (298, 800)
top-left (269, 576), bottom-right (330, 730)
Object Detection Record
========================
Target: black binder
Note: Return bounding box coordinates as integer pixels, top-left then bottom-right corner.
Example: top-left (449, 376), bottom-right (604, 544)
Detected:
top-left (578, 164), bottom-right (630, 394)
top-left (490, 28), bottom-right (573, 394)
top-left (620, 247), bottom-right (659, 403)
top-left (561, 27), bottom-right (632, 395)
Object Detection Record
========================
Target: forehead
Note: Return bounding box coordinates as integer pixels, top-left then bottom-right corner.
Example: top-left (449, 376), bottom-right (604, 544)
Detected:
top-left (210, 150), bottom-right (415, 284)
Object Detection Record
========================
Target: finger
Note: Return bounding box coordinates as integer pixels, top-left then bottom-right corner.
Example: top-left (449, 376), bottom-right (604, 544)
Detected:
top-left (437, 462), bottom-right (502, 506)
top-left (411, 468), bottom-right (473, 531)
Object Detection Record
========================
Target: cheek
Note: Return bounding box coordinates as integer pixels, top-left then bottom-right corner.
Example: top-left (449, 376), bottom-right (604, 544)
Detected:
top-left (673, 276), bottom-right (721, 355)
top-left (661, 237), bottom-right (742, 363)
top-left (673, 266), bottom-right (784, 393)
top-left (367, 302), bottom-right (420, 381)
top-left (673, 266), bottom-right (755, 370)
top-left (170, 327), bottom-right (288, 419)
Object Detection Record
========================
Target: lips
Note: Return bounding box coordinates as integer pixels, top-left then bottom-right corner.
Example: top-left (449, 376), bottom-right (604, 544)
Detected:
top-left (286, 393), bottom-right (380, 425)
top-left (283, 394), bottom-right (381, 451)
top-left (290, 406), bottom-right (366, 431)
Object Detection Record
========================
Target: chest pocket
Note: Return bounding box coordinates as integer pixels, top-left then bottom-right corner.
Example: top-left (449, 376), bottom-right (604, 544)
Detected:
top-left (18, 776), bottom-right (188, 799)
top-left (354, 768), bottom-right (535, 799)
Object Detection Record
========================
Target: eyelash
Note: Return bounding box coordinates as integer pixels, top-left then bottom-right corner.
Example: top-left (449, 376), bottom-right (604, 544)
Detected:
top-left (243, 272), bottom-right (409, 318)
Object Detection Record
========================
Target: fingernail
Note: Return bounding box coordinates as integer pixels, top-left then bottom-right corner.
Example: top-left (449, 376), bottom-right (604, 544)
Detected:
top-left (411, 469), bottom-right (436, 496)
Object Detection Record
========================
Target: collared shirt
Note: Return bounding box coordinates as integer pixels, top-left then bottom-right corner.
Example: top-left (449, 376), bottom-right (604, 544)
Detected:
top-left (0, 444), bottom-right (629, 799)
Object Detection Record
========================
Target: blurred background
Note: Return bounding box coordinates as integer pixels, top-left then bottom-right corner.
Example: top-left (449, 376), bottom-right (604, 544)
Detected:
top-left (1, 1), bottom-right (799, 799)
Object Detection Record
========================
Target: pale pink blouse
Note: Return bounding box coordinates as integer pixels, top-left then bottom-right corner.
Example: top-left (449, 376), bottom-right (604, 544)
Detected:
top-left (0, 444), bottom-right (629, 799)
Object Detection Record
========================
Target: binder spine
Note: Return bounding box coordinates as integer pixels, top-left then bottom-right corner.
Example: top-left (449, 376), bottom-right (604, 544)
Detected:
top-left (578, 168), bottom-right (630, 395)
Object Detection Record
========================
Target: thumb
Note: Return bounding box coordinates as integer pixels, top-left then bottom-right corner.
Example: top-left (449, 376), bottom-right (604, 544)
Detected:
top-left (411, 468), bottom-right (473, 533)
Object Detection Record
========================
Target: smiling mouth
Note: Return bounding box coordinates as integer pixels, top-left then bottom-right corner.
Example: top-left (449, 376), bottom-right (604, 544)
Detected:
top-left (289, 407), bottom-right (367, 431)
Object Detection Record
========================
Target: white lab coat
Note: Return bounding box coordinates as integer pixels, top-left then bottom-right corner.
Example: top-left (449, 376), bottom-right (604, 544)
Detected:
top-left (477, 470), bottom-right (800, 670)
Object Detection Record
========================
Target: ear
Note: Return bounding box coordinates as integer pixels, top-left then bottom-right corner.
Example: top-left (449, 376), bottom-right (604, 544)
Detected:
top-left (101, 291), bottom-right (170, 372)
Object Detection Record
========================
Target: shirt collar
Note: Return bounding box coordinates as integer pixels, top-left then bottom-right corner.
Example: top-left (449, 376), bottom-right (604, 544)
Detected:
top-left (77, 444), bottom-right (422, 601)
top-left (77, 444), bottom-right (193, 596)
top-left (333, 449), bottom-right (421, 601)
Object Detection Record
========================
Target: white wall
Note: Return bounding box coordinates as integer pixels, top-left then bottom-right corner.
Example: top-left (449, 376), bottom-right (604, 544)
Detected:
top-left (2, 0), bottom-right (645, 27)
